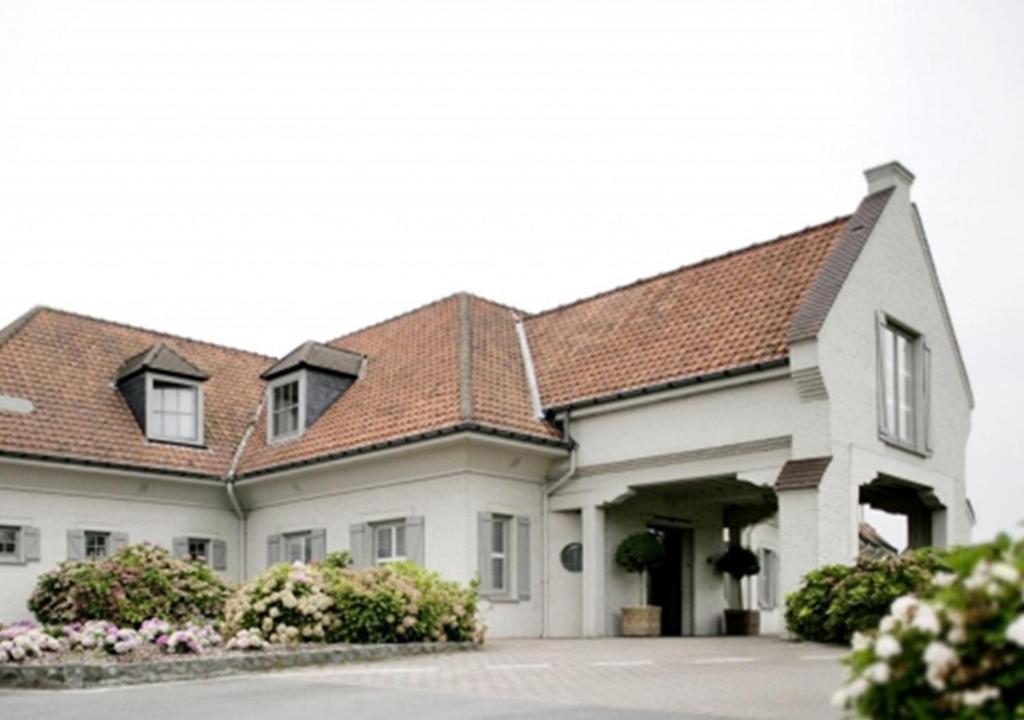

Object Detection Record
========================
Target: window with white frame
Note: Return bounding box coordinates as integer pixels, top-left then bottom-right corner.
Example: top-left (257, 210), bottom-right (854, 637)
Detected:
top-left (188, 538), bottom-right (210, 563)
top-left (0, 526), bottom-right (18, 558)
top-left (878, 316), bottom-right (930, 452)
top-left (85, 531), bottom-right (110, 559)
top-left (374, 522), bottom-right (407, 565)
top-left (147, 376), bottom-right (202, 444)
top-left (269, 374), bottom-right (304, 441)
top-left (284, 532), bottom-right (313, 564)
top-left (490, 516), bottom-right (510, 593)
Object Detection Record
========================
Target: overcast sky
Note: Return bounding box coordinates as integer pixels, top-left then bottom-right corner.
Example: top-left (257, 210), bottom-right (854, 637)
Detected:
top-left (1, 1), bottom-right (1020, 544)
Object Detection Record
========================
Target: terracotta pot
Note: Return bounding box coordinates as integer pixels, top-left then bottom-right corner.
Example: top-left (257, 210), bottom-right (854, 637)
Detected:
top-left (620, 606), bottom-right (662, 637)
top-left (723, 609), bottom-right (761, 636)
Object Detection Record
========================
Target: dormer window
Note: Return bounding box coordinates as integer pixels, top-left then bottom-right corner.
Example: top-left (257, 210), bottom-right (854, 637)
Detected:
top-left (261, 341), bottom-right (363, 444)
top-left (114, 344), bottom-right (208, 447)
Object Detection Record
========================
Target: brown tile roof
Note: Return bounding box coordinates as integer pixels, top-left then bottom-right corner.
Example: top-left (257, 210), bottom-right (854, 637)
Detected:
top-left (0, 307), bottom-right (269, 478)
top-left (524, 217), bottom-right (851, 411)
top-left (0, 201), bottom-right (874, 479)
top-left (775, 456), bottom-right (832, 492)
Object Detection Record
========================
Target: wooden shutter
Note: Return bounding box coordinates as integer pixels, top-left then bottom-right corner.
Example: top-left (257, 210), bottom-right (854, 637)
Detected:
top-left (211, 539), bottom-right (227, 571)
top-left (349, 524), bottom-right (369, 568)
top-left (22, 526), bottom-right (41, 562)
top-left (172, 537), bottom-right (189, 559)
top-left (67, 529), bottom-right (85, 561)
top-left (309, 528), bottom-right (327, 564)
top-left (266, 534), bottom-right (282, 567)
top-left (111, 532), bottom-right (129, 553)
top-left (516, 516), bottom-right (531, 601)
top-left (477, 512), bottom-right (493, 592)
top-left (405, 516), bottom-right (425, 566)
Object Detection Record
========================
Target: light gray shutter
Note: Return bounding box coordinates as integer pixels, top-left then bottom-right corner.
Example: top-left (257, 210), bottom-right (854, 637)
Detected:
top-left (172, 537), bottom-right (189, 559)
top-left (211, 539), bottom-right (227, 571)
top-left (309, 528), bottom-right (327, 564)
top-left (67, 529), bottom-right (85, 561)
top-left (111, 532), bottom-right (129, 553)
top-left (405, 516), bottom-right (425, 566)
top-left (875, 311), bottom-right (889, 436)
top-left (922, 342), bottom-right (933, 453)
top-left (22, 527), bottom-right (41, 562)
top-left (477, 512), bottom-right (493, 592)
top-left (267, 534), bottom-right (282, 567)
top-left (516, 516), bottom-right (531, 601)
top-left (349, 524), bottom-right (369, 568)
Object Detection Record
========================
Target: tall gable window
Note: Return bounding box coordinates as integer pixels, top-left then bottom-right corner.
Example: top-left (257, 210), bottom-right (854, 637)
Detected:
top-left (148, 377), bottom-right (201, 443)
top-left (877, 313), bottom-right (931, 454)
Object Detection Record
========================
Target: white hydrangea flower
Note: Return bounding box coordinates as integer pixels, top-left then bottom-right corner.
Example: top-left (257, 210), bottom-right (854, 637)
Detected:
top-left (932, 572), bottom-right (956, 587)
top-left (910, 604), bottom-right (941, 635)
top-left (990, 563), bottom-right (1019, 585)
top-left (851, 631), bottom-right (872, 652)
top-left (962, 686), bottom-right (1000, 708)
top-left (890, 595), bottom-right (919, 621)
top-left (923, 641), bottom-right (958, 690)
top-left (1006, 614), bottom-right (1024, 647)
top-left (865, 662), bottom-right (890, 684)
top-left (875, 634), bottom-right (902, 659)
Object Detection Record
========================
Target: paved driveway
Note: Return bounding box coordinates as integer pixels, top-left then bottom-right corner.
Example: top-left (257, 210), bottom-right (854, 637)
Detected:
top-left (0, 637), bottom-right (847, 720)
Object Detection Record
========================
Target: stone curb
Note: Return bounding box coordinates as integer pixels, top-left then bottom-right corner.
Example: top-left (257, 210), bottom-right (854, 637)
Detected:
top-left (0, 641), bottom-right (479, 690)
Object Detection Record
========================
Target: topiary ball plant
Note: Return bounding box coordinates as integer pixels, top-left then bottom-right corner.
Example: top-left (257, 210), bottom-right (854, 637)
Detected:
top-left (714, 546), bottom-right (760, 610)
top-left (615, 532), bottom-right (666, 606)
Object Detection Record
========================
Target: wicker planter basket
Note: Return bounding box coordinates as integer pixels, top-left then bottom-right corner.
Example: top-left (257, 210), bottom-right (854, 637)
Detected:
top-left (723, 609), bottom-right (761, 636)
top-left (620, 606), bottom-right (662, 637)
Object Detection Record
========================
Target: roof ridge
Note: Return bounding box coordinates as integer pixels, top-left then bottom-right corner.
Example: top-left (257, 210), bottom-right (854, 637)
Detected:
top-left (32, 306), bottom-right (274, 360)
top-left (526, 214), bottom-right (851, 321)
top-left (458, 293), bottom-right (474, 422)
top-left (0, 306), bottom-right (45, 350)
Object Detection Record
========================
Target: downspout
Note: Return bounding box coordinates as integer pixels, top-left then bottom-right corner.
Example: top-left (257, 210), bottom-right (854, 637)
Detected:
top-left (224, 395), bottom-right (266, 581)
top-left (542, 410), bottom-right (577, 638)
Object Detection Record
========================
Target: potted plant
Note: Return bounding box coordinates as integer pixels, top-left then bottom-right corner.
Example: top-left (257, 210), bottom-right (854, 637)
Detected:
top-left (614, 531), bottom-right (666, 637)
top-left (714, 545), bottom-right (761, 635)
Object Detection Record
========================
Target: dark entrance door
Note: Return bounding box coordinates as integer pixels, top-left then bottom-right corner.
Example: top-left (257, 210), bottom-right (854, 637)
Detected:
top-left (648, 526), bottom-right (684, 636)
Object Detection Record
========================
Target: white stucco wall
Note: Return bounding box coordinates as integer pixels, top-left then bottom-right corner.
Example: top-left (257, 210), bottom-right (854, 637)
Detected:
top-left (0, 459), bottom-right (239, 622)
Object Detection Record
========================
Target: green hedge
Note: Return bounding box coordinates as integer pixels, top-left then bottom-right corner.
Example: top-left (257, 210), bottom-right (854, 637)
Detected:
top-left (786, 549), bottom-right (947, 644)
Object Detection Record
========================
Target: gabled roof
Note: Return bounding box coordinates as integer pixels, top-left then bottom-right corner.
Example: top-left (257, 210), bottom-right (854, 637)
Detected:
top-left (114, 344), bottom-right (209, 383)
top-left (524, 217), bottom-right (851, 411)
top-left (260, 341), bottom-right (363, 380)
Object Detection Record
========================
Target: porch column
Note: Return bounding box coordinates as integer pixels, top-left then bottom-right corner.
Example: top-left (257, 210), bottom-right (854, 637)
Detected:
top-left (581, 503), bottom-right (606, 637)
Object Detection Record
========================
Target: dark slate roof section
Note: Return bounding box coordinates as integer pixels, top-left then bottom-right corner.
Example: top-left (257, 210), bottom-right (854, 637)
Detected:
top-left (113, 344), bottom-right (210, 383)
top-left (787, 188), bottom-right (895, 344)
top-left (260, 341), bottom-right (364, 381)
top-left (775, 456), bottom-right (832, 491)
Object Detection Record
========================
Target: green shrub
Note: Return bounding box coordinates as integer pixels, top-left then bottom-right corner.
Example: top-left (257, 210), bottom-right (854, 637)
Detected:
top-left (785, 550), bottom-right (945, 644)
top-left (614, 532), bottom-right (665, 574)
top-left (28, 543), bottom-right (230, 627)
top-left (835, 535), bottom-right (1024, 718)
top-left (321, 550), bottom-right (353, 570)
top-left (223, 562), bottom-right (338, 643)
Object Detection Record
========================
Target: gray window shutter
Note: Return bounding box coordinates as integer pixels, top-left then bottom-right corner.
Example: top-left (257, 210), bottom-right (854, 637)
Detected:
top-left (309, 528), bottom-right (327, 564)
top-left (405, 516), bottom-right (425, 566)
top-left (922, 342), bottom-right (933, 453)
top-left (477, 512), bottom-right (493, 591)
top-left (875, 311), bottom-right (889, 436)
top-left (267, 534), bottom-right (282, 567)
top-left (211, 539), bottom-right (227, 571)
top-left (516, 516), bottom-right (531, 600)
top-left (67, 529), bottom-right (85, 561)
top-left (349, 524), bottom-right (368, 568)
top-left (111, 532), bottom-right (129, 553)
top-left (22, 527), bottom-right (41, 562)
top-left (172, 537), bottom-right (189, 559)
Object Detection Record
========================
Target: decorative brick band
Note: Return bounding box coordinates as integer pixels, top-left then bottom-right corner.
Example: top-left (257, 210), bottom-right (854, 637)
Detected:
top-left (0, 641), bottom-right (478, 690)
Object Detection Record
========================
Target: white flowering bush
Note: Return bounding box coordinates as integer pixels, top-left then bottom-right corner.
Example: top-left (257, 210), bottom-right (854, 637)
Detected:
top-left (155, 622), bottom-right (222, 654)
top-left (0, 621), bottom-right (62, 664)
top-left (223, 562), bottom-right (338, 644)
top-left (834, 534), bottom-right (1024, 718)
top-left (139, 618), bottom-right (172, 643)
top-left (226, 628), bottom-right (268, 651)
top-left (64, 620), bottom-right (142, 655)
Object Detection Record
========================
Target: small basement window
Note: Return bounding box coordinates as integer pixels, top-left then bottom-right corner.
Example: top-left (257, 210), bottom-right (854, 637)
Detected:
top-left (85, 531), bottom-right (110, 558)
top-left (268, 372), bottom-right (305, 442)
top-left (0, 526), bottom-right (18, 558)
top-left (146, 375), bottom-right (203, 445)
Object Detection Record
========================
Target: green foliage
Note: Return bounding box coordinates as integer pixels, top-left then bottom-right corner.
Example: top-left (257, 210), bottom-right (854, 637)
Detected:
top-left (321, 550), bottom-right (353, 570)
top-left (225, 561), bottom-right (481, 645)
top-left (28, 543), bottom-right (230, 627)
top-left (614, 532), bottom-right (666, 574)
top-left (714, 546), bottom-right (761, 580)
top-left (836, 535), bottom-right (1024, 719)
top-left (785, 550), bottom-right (946, 644)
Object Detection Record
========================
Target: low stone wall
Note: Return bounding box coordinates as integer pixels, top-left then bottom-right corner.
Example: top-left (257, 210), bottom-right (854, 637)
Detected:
top-left (1, 641), bottom-right (477, 690)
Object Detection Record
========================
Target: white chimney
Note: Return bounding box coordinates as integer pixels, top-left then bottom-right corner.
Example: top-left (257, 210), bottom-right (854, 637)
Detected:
top-left (864, 160), bottom-right (915, 197)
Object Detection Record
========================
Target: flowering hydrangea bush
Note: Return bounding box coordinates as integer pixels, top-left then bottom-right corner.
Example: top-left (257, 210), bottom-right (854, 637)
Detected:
top-left (223, 562), bottom-right (338, 644)
top-left (155, 622), bottom-right (222, 654)
top-left (834, 535), bottom-right (1024, 718)
top-left (226, 629), bottom-right (268, 651)
top-left (64, 620), bottom-right (142, 655)
top-left (786, 549), bottom-right (945, 644)
top-left (0, 621), bottom-right (62, 664)
top-left (139, 618), bottom-right (172, 642)
top-left (29, 543), bottom-right (230, 626)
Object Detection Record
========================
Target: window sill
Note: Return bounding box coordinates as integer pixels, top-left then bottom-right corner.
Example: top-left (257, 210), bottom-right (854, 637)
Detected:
top-left (0, 556), bottom-right (25, 565)
top-left (878, 432), bottom-right (931, 459)
top-left (480, 594), bottom-right (519, 604)
top-left (146, 437), bottom-right (207, 450)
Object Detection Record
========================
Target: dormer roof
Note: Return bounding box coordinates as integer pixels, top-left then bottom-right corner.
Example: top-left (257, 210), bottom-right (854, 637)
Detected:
top-left (260, 341), bottom-right (363, 381)
top-left (114, 344), bottom-right (209, 383)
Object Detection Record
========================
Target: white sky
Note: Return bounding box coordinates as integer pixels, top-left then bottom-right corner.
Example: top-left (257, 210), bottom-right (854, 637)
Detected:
top-left (1, 1), bottom-right (1021, 544)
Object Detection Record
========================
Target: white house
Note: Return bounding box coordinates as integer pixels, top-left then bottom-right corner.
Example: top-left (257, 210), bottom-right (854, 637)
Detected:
top-left (0, 162), bottom-right (972, 638)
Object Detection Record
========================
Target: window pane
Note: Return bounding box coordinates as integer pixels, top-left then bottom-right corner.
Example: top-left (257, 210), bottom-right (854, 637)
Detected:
top-left (492, 519), bottom-right (505, 553)
top-left (897, 334), bottom-right (915, 442)
top-left (179, 388), bottom-right (195, 413)
top-left (491, 558), bottom-right (505, 590)
top-left (882, 327), bottom-right (897, 433)
top-left (395, 525), bottom-right (406, 557)
top-left (376, 527), bottom-right (392, 559)
top-left (0, 526), bottom-right (17, 555)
